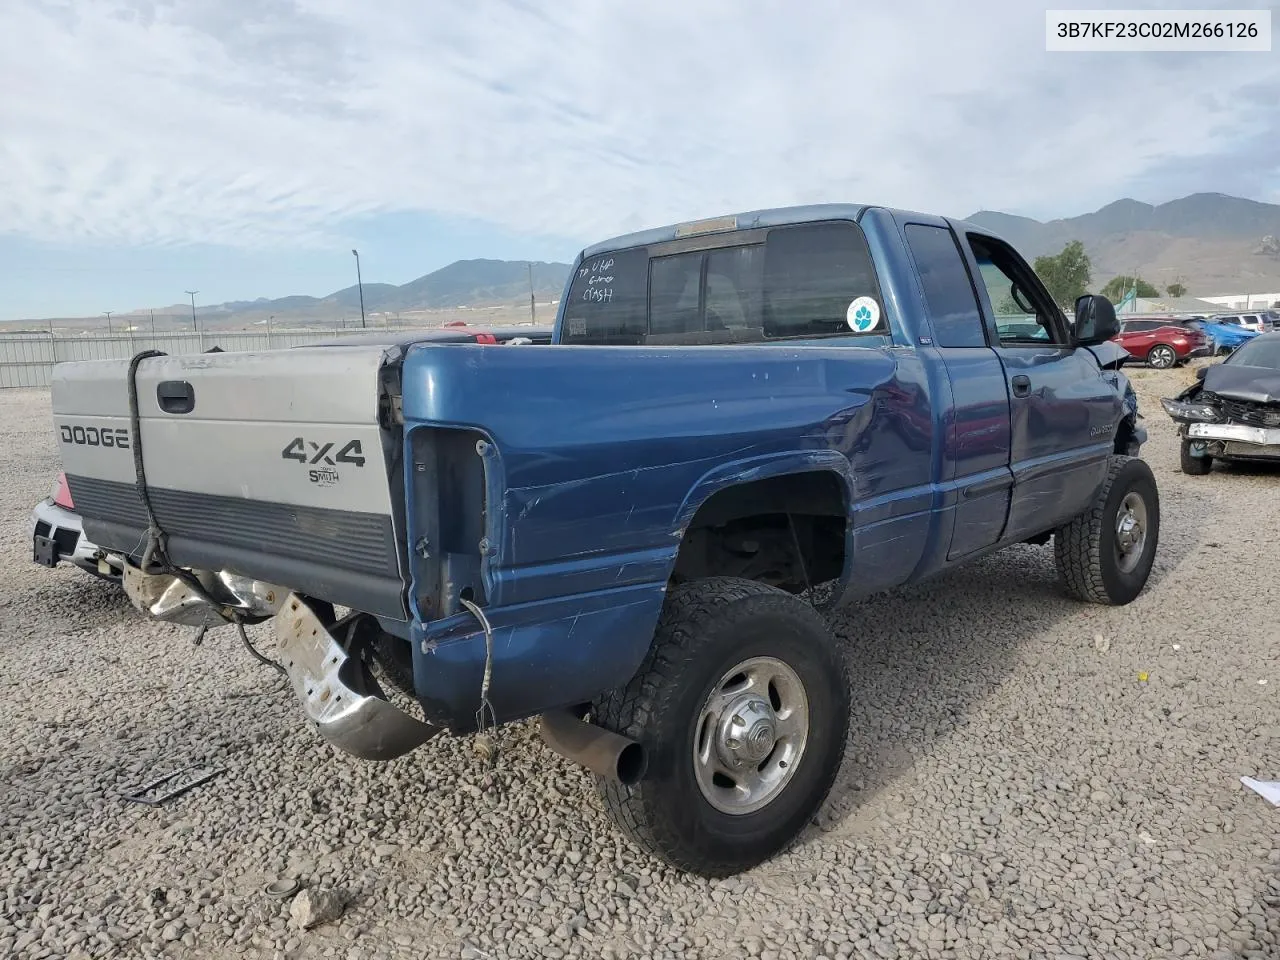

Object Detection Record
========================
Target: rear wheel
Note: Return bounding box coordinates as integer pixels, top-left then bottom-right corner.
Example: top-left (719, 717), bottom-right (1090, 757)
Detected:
top-left (1180, 439), bottom-right (1213, 475)
top-left (1147, 344), bottom-right (1177, 369)
top-left (1054, 455), bottom-right (1160, 605)
top-left (592, 577), bottom-right (850, 877)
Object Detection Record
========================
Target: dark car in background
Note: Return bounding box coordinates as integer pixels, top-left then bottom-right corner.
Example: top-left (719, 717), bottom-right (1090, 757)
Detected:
top-left (1111, 317), bottom-right (1209, 368)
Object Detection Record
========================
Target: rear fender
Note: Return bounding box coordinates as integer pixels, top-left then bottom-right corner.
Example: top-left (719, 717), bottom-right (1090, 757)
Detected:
top-left (672, 450), bottom-right (854, 581)
top-left (674, 451), bottom-right (853, 529)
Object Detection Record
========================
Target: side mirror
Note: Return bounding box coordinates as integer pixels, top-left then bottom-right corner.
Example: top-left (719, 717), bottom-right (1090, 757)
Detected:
top-left (1073, 294), bottom-right (1119, 346)
top-left (1195, 367), bottom-right (1207, 381)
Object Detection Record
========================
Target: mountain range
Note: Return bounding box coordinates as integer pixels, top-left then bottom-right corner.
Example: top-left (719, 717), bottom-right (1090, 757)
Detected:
top-left (965, 192), bottom-right (1280, 298)
top-left (182, 258), bottom-right (575, 328)
top-left (155, 192), bottom-right (1280, 322)
top-left (13, 192), bottom-right (1280, 332)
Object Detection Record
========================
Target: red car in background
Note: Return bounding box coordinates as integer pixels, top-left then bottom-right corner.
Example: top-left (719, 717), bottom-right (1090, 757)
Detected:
top-left (1111, 317), bottom-right (1210, 369)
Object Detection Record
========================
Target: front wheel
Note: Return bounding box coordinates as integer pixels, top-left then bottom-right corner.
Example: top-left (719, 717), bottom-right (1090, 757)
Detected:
top-left (591, 577), bottom-right (851, 877)
top-left (1054, 455), bottom-right (1160, 605)
top-left (1180, 438), bottom-right (1213, 475)
top-left (1147, 344), bottom-right (1177, 369)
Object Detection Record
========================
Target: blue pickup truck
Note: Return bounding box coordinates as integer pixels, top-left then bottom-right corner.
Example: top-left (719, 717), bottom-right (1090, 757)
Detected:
top-left (50, 203), bottom-right (1158, 877)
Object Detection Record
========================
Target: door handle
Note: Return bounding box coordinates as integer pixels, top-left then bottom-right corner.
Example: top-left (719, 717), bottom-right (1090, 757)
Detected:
top-left (1011, 375), bottom-right (1031, 398)
top-left (157, 380), bottom-right (195, 414)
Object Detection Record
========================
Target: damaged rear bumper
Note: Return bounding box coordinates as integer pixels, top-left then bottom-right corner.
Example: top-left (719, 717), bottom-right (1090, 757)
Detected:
top-left (122, 562), bottom-right (440, 761)
top-left (276, 595), bottom-right (441, 761)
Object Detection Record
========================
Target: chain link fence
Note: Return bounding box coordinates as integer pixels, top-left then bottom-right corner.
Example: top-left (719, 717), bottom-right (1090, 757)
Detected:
top-left (0, 330), bottom-right (353, 389)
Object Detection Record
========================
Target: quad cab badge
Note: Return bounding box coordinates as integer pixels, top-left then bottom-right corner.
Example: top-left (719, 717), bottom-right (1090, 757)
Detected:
top-left (281, 437), bottom-right (365, 486)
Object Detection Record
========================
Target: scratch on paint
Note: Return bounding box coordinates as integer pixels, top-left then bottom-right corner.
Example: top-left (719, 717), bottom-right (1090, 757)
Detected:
top-left (624, 505), bottom-right (635, 524)
top-left (566, 615), bottom-right (580, 640)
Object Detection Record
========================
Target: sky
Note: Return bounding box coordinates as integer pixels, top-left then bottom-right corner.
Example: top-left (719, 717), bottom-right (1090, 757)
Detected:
top-left (1, 0), bottom-right (1278, 321)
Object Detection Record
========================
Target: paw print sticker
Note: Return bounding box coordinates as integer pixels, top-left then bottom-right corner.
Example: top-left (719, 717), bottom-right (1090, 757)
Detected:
top-left (846, 296), bottom-right (881, 333)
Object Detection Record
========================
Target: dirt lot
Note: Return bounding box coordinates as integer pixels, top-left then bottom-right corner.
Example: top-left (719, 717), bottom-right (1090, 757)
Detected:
top-left (2, 364), bottom-right (1279, 960)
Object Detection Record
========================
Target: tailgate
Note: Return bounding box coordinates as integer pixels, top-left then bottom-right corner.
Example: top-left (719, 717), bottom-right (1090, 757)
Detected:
top-left (50, 346), bottom-right (410, 621)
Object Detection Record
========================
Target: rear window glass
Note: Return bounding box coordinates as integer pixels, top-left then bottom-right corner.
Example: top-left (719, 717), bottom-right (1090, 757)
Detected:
top-left (560, 248), bottom-right (649, 344)
top-left (560, 220), bottom-right (886, 345)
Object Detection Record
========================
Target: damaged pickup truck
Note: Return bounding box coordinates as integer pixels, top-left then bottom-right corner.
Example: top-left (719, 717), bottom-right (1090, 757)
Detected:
top-left (1162, 331), bottom-right (1280, 475)
top-left (50, 204), bottom-right (1158, 877)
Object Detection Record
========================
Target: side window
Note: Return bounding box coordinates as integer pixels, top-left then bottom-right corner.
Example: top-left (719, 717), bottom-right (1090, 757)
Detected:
top-left (965, 233), bottom-right (1066, 345)
top-left (903, 223), bottom-right (987, 348)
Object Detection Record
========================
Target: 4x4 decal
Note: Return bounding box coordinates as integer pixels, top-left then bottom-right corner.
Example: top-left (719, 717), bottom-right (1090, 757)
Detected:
top-left (281, 437), bottom-right (366, 468)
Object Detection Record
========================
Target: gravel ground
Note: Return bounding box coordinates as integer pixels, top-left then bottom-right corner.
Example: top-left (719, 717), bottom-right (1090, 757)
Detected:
top-left (3, 364), bottom-right (1280, 960)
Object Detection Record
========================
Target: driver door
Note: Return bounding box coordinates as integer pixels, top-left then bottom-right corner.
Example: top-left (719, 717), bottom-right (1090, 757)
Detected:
top-left (953, 229), bottom-right (1122, 541)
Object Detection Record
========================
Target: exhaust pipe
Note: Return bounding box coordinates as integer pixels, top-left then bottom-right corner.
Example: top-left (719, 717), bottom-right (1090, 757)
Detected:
top-left (538, 709), bottom-right (646, 786)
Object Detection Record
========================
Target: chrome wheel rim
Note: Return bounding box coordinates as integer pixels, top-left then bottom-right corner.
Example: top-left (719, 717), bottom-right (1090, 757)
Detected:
top-left (1150, 347), bottom-right (1174, 368)
top-left (1114, 491), bottom-right (1148, 573)
top-left (692, 656), bottom-right (809, 815)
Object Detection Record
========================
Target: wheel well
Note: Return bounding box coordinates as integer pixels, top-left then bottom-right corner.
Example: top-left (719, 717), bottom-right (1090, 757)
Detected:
top-left (1114, 416), bottom-right (1135, 456)
top-left (672, 472), bottom-right (848, 594)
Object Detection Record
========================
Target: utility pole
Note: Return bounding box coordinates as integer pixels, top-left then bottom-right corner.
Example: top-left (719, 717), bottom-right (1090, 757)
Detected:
top-left (150, 308), bottom-right (156, 337)
top-left (185, 290), bottom-right (202, 349)
top-left (352, 249), bottom-right (367, 328)
top-left (267, 314), bottom-right (274, 347)
top-left (104, 311), bottom-right (113, 335)
top-left (528, 262), bottom-right (536, 323)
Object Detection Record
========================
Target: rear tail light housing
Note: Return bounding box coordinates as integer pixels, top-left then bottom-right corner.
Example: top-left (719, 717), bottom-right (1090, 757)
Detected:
top-left (50, 471), bottom-right (74, 509)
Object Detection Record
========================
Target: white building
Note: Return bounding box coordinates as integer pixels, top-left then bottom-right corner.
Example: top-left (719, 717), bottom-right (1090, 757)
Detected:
top-left (1194, 292), bottom-right (1280, 309)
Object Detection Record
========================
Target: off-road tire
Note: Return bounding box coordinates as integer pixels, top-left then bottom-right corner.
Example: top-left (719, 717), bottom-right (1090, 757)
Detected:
top-left (591, 577), bottom-right (851, 877)
top-left (1180, 438), bottom-right (1213, 476)
top-left (1054, 455), bottom-right (1160, 605)
top-left (1147, 344), bottom-right (1176, 369)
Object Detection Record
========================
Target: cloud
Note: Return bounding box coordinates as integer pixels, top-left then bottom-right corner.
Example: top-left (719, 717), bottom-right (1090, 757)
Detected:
top-left (1, 0), bottom-right (1277, 251)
